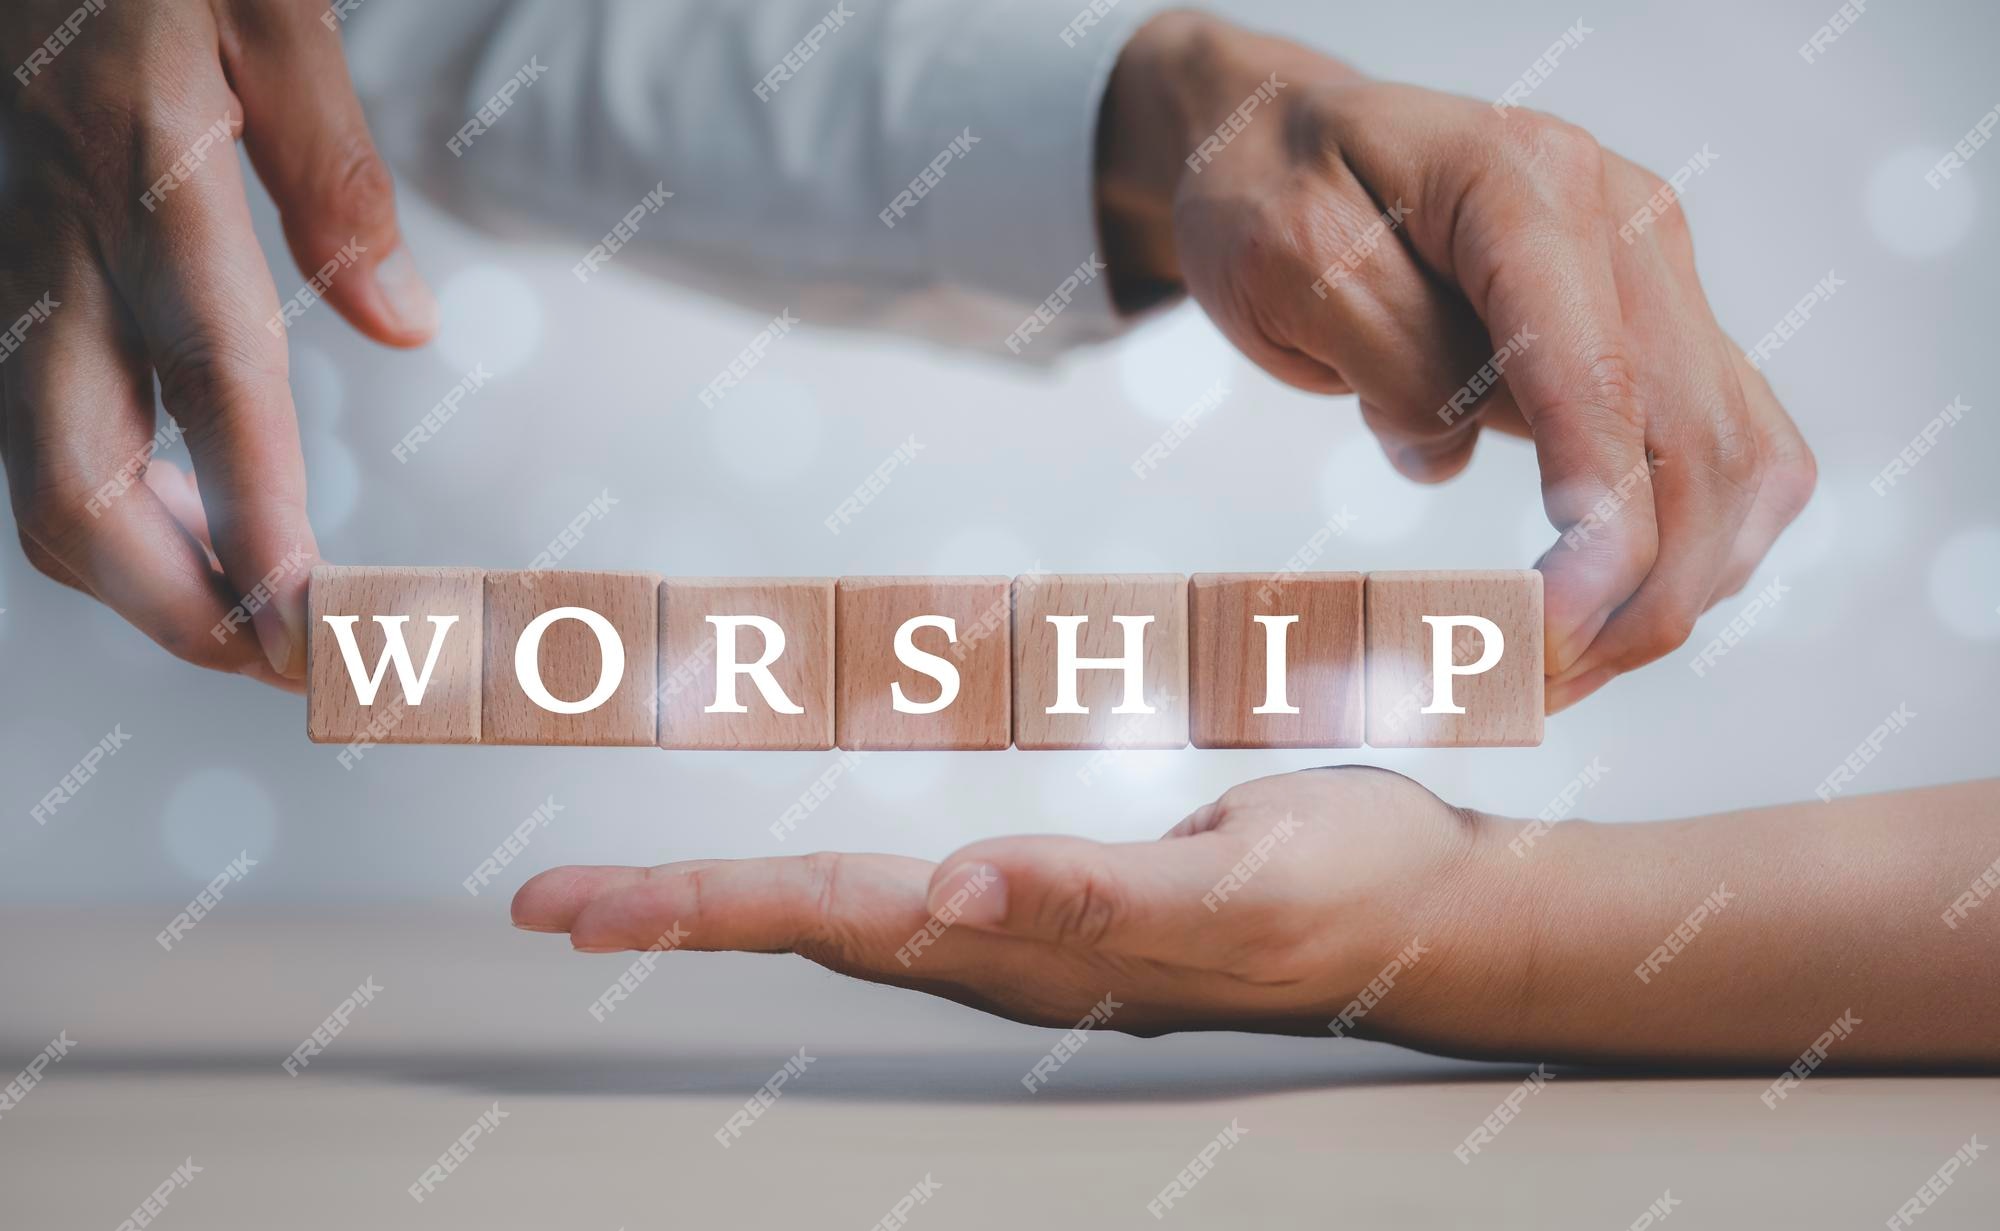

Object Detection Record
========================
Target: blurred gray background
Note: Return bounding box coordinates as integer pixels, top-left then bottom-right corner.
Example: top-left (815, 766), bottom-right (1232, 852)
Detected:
top-left (1, 2), bottom-right (1997, 1225)
top-left (3, 0), bottom-right (1993, 908)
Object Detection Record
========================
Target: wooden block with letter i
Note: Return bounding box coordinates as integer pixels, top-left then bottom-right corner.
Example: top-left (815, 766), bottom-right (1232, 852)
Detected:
top-left (660, 578), bottom-right (835, 750)
top-left (308, 566), bottom-right (484, 744)
top-left (1013, 574), bottom-right (1188, 751)
top-left (836, 577), bottom-right (1011, 750)
top-left (482, 570), bottom-right (662, 746)
top-left (1364, 570), bottom-right (1543, 748)
top-left (1189, 572), bottom-right (1364, 748)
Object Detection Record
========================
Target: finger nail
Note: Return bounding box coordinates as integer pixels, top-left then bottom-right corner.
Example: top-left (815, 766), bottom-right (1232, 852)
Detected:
top-left (571, 942), bottom-right (625, 954)
top-left (373, 245), bottom-right (439, 335)
top-left (254, 613), bottom-right (298, 679)
top-left (927, 863), bottom-right (1007, 927)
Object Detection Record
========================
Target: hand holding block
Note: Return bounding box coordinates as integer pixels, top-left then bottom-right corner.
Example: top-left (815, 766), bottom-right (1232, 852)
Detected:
top-left (836, 577), bottom-right (1011, 750)
top-left (660, 578), bottom-right (835, 750)
top-left (1365, 570), bottom-right (1543, 747)
top-left (308, 566), bottom-right (484, 744)
top-left (1013, 575), bottom-right (1188, 750)
top-left (1189, 573), bottom-right (1364, 748)
top-left (482, 571), bottom-right (662, 746)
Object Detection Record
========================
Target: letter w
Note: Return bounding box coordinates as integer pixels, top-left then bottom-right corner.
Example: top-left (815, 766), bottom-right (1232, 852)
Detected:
top-left (321, 616), bottom-right (460, 704)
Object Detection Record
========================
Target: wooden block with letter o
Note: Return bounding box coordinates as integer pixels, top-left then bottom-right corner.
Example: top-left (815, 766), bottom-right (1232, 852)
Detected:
top-left (1013, 574), bottom-right (1188, 751)
top-left (660, 578), bottom-right (835, 750)
top-left (836, 576), bottom-right (1011, 750)
top-left (1189, 572), bottom-right (1364, 748)
top-left (308, 566), bottom-right (484, 744)
top-left (1364, 570), bottom-right (1543, 747)
top-left (482, 570), bottom-right (662, 746)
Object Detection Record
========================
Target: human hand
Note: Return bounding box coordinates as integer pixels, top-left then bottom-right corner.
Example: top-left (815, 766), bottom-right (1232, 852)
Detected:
top-left (512, 767), bottom-right (1487, 1039)
top-left (1, 0), bottom-right (434, 688)
top-left (1095, 13), bottom-right (1816, 712)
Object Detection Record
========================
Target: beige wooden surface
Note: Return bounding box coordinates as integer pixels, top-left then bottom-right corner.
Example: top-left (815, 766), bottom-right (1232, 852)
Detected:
top-left (836, 577), bottom-right (1012, 751)
top-left (307, 566), bottom-right (485, 745)
top-left (1365, 570), bottom-right (1545, 748)
top-left (1, 908), bottom-right (1992, 1231)
top-left (1190, 572), bottom-right (1365, 749)
top-left (481, 571), bottom-right (661, 746)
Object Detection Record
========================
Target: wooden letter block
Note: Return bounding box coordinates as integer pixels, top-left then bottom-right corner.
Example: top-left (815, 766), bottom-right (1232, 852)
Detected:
top-left (1364, 570), bottom-right (1543, 747)
top-left (1012, 575), bottom-right (1188, 751)
top-left (308, 566), bottom-right (483, 744)
top-left (836, 577), bottom-right (1011, 750)
top-left (660, 578), bottom-right (834, 750)
top-left (1189, 573), bottom-right (1363, 749)
top-left (482, 571), bottom-right (662, 746)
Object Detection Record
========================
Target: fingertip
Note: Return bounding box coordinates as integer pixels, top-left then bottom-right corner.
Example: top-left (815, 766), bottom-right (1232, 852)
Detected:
top-left (1546, 665), bottom-right (1617, 714)
top-left (365, 243), bottom-right (440, 344)
top-left (511, 865), bottom-right (641, 934)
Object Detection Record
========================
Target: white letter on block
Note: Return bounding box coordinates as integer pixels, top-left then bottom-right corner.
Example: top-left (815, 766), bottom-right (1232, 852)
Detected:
top-left (706, 615), bottom-right (805, 714)
top-left (1419, 615), bottom-right (1503, 715)
top-left (515, 606), bottom-right (625, 714)
top-left (1046, 615), bottom-right (1155, 715)
top-left (891, 615), bottom-right (961, 715)
top-left (322, 615), bottom-right (458, 705)
top-left (1251, 614), bottom-right (1300, 714)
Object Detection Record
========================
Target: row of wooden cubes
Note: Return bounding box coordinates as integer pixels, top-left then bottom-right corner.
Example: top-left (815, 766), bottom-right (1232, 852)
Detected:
top-left (306, 568), bottom-right (1543, 749)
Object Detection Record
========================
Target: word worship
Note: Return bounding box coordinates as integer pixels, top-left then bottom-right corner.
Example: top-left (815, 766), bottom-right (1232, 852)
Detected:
top-left (307, 568), bottom-right (1544, 754)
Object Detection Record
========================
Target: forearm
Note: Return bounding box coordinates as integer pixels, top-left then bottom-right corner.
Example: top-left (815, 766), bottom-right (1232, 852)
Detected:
top-left (1387, 780), bottom-right (2000, 1068)
top-left (345, 0), bottom-right (1148, 354)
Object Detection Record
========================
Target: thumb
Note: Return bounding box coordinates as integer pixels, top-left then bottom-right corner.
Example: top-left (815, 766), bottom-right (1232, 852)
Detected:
top-left (224, 3), bottom-right (437, 345)
top-left (924, 833), bottom-right (1247, 967)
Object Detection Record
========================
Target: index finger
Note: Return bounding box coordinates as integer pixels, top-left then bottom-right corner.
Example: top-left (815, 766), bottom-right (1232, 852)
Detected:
top-left (110, 103), bottom-right (322, 679)
top-left (1380, 114), bottom-right (1660, 677)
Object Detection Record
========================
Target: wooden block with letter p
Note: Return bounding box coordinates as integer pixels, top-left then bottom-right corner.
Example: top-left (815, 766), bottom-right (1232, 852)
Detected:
top-left (836, 577), bottom-right (1011, 750)
top-left (1189, 572), bottom-right (1364, 748)
top-left (660, 578), bottom-right (835, 750)
top-left (1364, 570), bottom-right (1543, 747)
top-left (481, 570), bottom-right (662, 746)
top-left (1012, 574), bottom-right (1188, 751)
top-left (308, 566), bottom-right (484, 745)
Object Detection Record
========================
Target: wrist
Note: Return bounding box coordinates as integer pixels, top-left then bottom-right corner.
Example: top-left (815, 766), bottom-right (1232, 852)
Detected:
top-left (1358, 806), bottom-right (1553, 1055)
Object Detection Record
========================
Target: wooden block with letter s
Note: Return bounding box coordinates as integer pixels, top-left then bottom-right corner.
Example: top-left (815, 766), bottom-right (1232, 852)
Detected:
top-left (835, 576), bottom-right (1011, 750)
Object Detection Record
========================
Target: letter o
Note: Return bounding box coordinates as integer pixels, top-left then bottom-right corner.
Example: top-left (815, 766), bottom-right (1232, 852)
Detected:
top-left (514, 606), bottom-right (624, 714)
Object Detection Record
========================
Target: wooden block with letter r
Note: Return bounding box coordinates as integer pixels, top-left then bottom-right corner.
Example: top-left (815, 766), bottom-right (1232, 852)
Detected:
top-left (836, 576), bottom-right (1011, 750)
top-left (482, 570), bottom-right (662, 746)
top-left (659, 578), bottom-right (835, 750)
top-left (307, 566), bottom-right (485, 745)
top-left (1189, 572), bottom-right (1364, 748)
top-left (1364, 570), bottom-right (1543, 747)
top-left (1012, 574), bottom-right (1188, 751)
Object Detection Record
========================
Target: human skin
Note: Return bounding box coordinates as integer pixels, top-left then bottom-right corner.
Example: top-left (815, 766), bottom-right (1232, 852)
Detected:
top-left (1094, 11), bottom-right (1818, 713)
top-left (3, 4), bottom-right (1808, 708)
top-left (0, 0), bottom-right (435, 688)
top-left (514, 770), bottom-right (2000, 1069)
